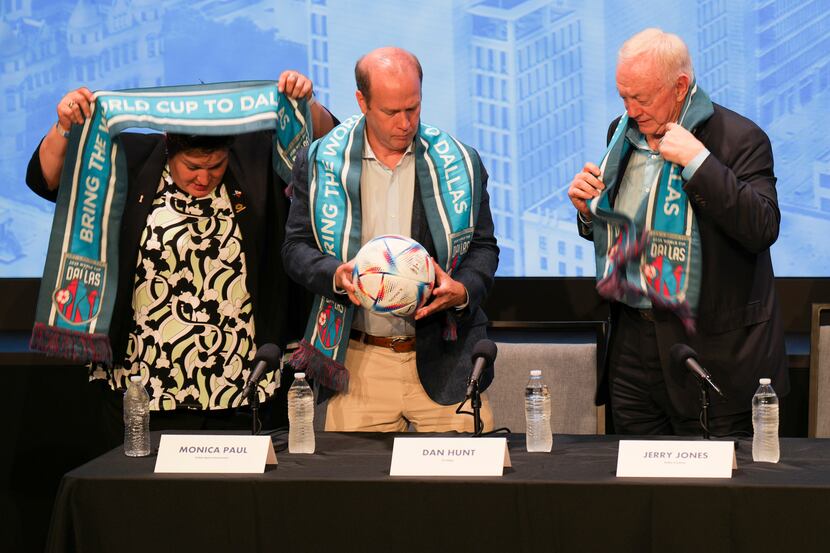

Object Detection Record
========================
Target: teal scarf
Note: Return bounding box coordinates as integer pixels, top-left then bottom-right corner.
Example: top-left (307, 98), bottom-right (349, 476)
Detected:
top-left (289, 116), bottom-right (482, 392)
top-left (589, 82), bottom-right (714, 332)
top-left (31, 81), bottom-right (312, 363)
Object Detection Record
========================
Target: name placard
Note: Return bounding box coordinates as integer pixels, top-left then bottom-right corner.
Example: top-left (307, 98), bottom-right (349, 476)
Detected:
top-left (390, 437), bottom-right (509, 476)
top-left (616, 440), bottom-right (735, 478)
top-left (154, 434), bottom-right (277, 474)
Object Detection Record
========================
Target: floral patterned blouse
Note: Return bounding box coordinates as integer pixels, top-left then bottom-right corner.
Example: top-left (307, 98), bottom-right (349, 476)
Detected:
top-left (90, 167), bottom-right (276, 410)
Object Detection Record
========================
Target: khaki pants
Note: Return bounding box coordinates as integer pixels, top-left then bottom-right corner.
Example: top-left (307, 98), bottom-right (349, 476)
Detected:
top-left (324, 339), bottom-right (494, 432)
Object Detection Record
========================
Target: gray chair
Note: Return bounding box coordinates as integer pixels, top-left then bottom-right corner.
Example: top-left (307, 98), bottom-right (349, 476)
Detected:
top-left (306, 331), bottom-right (605, 435)
top-left (809, 303), bottom-right (830, 437)
top-left (487, 335), bottom-right (604, 435)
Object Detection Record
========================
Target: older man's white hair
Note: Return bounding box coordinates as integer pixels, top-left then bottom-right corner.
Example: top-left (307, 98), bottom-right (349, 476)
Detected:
top-left (618, 28), bottom-right (694, 85)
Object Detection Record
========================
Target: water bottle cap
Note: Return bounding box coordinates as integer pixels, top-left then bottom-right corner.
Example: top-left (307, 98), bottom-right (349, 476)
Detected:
top-left (530, 370), bottom-right (542, 376)
top-left (130, 375), bottom-right (142, 383)
top-left (294, 372), bottom-right (306, 379)
top-left (759, 378), bottom-right (771, 385)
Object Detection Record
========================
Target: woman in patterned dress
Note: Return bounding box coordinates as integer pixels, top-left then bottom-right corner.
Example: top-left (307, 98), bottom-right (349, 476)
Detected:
top-left (27, 71), bottom-right (335, 448)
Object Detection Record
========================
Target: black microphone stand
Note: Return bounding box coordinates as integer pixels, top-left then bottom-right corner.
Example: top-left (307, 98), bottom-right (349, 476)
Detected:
top-left (698, 378), bottom-right (710, 440)
top-left (470, 380), bottom-right (483, 437)
top-left (248, 385), bottom-right (260, 436)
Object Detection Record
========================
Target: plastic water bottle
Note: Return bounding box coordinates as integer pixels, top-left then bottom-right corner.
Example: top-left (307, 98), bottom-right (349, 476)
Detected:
top-left (525, 370), bottom-right (553, 452)
top-left (752, 377), bottom-right (780, 463)
top-left (288, 372), bottom-right (315, 454)
top-left (123, 375), bottom-right (151, 457)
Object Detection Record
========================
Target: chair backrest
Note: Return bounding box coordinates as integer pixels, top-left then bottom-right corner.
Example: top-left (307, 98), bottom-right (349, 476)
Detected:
top-left (809, 303), bottom-right (830, 437)
top-left (487, 337), bottom-right (603, 435)
top-left (307, 331), bottom-right (605, 435)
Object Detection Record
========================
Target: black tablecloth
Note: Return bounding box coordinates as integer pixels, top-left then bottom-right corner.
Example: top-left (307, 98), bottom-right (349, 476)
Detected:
top-left (46, 432), bottom-right (830, 553)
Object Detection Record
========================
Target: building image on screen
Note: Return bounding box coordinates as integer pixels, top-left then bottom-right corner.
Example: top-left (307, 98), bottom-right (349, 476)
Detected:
top-left (1, 0), bottom-right (828, 277)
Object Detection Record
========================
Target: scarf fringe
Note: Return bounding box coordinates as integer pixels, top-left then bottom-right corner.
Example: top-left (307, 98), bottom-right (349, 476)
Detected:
top-left (648, 294), bottom-right (696, 334)
top-left (288, 339), bottom-right (349, 393)
top-left (30, 322), bottom-right (112, 364)
top-left (442, 312), bottom-right (458, 341)
top-left (596, 231), bottom-right (697, 335)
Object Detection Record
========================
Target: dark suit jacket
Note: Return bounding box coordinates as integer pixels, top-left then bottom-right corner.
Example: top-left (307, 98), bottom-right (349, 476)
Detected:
top-left (27, 131), bottom-right (307, 362)
top-left (580, 103), bottom-right (789, 418)
top-left (282, 146), bottom-right (500, 405)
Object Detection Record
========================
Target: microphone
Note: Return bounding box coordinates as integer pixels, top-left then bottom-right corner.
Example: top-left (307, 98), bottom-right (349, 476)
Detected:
top-left (466, 339), bottom-right (498, 398)
top-left (669, 343), bottom-right (726, 398)
top-left (241, 343), bottom-right (281, 400)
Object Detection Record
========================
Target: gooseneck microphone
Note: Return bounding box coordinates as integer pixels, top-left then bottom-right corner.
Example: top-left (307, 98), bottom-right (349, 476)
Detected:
top-left (669, 343), bottom-right (726, 399)
top-left (466, 339), bottom-right (498, 398)
top-left (241, 343), bottom-right (282, 400)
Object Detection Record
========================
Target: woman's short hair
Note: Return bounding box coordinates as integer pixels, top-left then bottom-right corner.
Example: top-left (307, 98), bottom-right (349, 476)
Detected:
top-left (165, 133), bottom-right (235, 159)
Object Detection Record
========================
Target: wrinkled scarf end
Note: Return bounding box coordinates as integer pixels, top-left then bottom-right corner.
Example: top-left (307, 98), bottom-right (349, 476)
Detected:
top-left (595, 277), bottom-right (697, 336)
top-left (595, 228), bottom-right (697, 335)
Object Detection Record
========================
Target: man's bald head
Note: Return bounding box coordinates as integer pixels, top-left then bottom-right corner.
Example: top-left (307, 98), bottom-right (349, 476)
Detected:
top-left (355, 47), bottom-right (423, 105)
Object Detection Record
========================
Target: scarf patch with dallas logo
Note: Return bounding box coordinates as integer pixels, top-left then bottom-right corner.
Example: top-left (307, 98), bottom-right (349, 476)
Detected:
top-left (31, 81), bottom-right (312, 363)
top-left (589, 82), bottom-right (713, 332)
top-left (289, 116), bottom-right (482, 393)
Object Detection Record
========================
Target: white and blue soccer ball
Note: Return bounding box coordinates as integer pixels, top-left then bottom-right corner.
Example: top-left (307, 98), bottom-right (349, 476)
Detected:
top-left (352, 235), bottom-right (435, 317)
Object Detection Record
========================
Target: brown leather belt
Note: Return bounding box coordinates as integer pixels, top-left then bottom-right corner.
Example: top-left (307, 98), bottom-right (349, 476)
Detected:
top-left (350, 330), bottom-right (416, 353)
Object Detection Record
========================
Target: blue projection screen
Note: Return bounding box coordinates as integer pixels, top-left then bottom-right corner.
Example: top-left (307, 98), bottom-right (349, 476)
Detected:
top-left (1, 0), bottom-right (828, 277)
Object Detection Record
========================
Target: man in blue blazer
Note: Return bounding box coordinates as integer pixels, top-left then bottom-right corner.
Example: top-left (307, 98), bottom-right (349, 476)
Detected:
top-left (568, 28), bottom-right (788, 436)
top-left (282, 47), bottom-right (499, 432)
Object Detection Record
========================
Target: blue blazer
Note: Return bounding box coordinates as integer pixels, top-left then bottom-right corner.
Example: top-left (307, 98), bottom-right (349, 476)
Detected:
top-left (282, 146), bottom-right (500, 405)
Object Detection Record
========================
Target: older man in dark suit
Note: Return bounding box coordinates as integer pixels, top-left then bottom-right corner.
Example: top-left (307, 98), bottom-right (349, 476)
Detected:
top-left (283, 47), bottom-right (499, 432)
top-left (568, 28), bottom-right (788, 436)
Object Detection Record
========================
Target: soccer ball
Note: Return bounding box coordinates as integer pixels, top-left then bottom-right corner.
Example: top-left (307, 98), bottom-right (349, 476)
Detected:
top-left (352, 235), bottom-right (435, 317)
